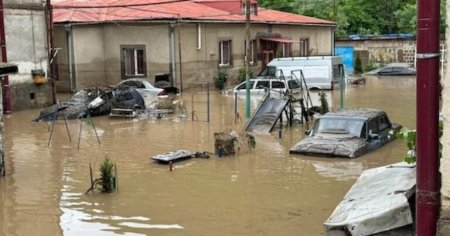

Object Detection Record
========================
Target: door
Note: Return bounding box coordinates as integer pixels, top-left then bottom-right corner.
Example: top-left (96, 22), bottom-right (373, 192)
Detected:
top-left (262, 50), bottom-right (274, 68)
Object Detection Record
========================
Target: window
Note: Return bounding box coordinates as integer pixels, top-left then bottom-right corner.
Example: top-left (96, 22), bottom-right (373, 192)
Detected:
top-left (271, 81), bottom-right (285, 89)
top-left (377, 115), bottom-right (391, 132)
top-left (121, 45), bottom-right (146, 78)
top-left (237, 81), bottom-right (255, 90)
top-left (299, 38), bottom-right (310, 56)
top-left (369, 119), bottom-right (379, 134)
top-left (255, 80), bottom-right (269, 89)
top-left (282, 43), bottom-right (291, 57)
top-left (245, 40), bottom-right (257, 65)
top-left (288, 80), bottom-right (300, 89)
top-left (219, 40), bottom-right (232, 66)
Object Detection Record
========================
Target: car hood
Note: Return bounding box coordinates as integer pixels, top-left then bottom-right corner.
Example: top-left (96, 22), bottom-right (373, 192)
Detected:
top-left (290, 134), bottom-right (369, 158)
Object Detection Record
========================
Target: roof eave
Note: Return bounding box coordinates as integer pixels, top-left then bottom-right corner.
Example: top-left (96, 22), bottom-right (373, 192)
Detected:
top-left (54, 18), bottom-right (337, 28)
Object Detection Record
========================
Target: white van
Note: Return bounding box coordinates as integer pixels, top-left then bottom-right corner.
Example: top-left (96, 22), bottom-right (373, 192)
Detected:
top-left (257, 56), bottom-right (345, 90)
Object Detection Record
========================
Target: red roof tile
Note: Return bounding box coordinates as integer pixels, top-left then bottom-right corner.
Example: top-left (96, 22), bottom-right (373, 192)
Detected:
top-left (52, 0), bottom-right (335, 26)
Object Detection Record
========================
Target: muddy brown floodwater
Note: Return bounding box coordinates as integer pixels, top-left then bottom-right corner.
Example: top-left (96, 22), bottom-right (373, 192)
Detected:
top-left (0, 76), bottom-right (416, 236)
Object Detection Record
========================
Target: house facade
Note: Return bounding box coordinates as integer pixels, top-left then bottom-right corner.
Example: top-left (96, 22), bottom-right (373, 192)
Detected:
top-left (52, 0), bottom-right (336, 92)
top-left (3, 0), bottom-right (53, 111)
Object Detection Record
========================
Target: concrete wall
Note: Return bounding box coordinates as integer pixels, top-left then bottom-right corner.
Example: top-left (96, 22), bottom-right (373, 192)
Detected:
top-left (3, 2), bottom-right (52, 110)
top-left (54, 21), bottom-right (334, 91)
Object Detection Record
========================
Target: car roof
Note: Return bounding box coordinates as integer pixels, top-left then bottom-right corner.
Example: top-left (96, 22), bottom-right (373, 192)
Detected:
top-left (320, 108), bottom-right (385, 120)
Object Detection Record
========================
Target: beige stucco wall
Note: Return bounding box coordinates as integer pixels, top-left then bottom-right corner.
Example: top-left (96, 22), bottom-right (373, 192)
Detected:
top-left (54, 21), bottom-right (334, 91)
top-left (72, 26), bottom-right (106, 89)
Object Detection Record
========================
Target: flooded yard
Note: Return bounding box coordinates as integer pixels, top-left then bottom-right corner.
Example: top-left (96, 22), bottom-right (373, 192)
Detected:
top-left (0, 75), bottom-right (416, 236)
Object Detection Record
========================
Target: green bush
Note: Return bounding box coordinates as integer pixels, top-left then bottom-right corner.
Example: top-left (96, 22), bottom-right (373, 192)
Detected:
top-left (238, 67), bottom-right (253, 83)
top-left (99, 157), bottom-right (114, 193)
top-left (213, 68), bottom-right (228, 90)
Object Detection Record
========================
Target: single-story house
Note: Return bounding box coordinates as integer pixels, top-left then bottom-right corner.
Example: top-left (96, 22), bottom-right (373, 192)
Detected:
top-left (52, 0), bottom-right (336, 91)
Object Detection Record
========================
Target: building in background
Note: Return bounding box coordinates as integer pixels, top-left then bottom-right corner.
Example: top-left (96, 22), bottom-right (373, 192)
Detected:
top-left (3, 0), bottom-right (52, 110)
top-left (52, 0), bottom-right (336, 91)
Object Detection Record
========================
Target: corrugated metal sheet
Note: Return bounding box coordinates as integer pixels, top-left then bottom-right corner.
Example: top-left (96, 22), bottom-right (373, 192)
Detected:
top-left (52, 0), bottom-right (335, 26)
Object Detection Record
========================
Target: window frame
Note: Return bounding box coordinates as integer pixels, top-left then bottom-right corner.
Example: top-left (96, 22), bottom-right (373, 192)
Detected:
top-left (219, 40), bottom-right (233, 67)
top-left (299, 38), bottom-right (310, 56)
top-left (121, 45), bottom-right (147, 79)
top-left (245, 39), bottom-right (257, 65)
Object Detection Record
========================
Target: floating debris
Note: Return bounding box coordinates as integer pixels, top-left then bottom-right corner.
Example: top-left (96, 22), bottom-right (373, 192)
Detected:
top-left (214, 130), bottom-right (255, 156)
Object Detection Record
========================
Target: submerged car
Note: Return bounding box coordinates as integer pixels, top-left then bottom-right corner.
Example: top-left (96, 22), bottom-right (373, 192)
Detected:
top-left (289, 108), bottom-right (402, 158)
top-left (377, 65), bottom-right (416, 76)
top-left (228, 77), bottom-right (302, 97)
top-left (34, 88), bottom-right (112, 121)
top-left (110, 78), bottom-right (180, 117)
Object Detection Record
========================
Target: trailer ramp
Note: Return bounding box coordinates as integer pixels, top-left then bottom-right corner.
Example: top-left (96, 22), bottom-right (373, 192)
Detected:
top-left (244, 94), bottom-right (289, 133)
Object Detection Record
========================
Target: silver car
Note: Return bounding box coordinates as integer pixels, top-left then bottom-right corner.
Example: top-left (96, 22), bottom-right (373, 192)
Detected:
top-left (290, 108), bottom-right (402, 158)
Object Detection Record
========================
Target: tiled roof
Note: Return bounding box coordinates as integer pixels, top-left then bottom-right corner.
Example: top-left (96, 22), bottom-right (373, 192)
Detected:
top-left (52, 0), bottom-right (335, 26)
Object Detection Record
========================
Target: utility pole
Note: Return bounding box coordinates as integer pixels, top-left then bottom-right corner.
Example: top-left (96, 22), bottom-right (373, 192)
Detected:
top-left (416, 0), bottom-right (440, 234)
top-left (245, 0), bottom-right (251, 119)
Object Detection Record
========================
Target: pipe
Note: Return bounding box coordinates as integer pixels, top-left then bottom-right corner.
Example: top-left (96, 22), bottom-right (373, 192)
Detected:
top-left (177, 19), bottom-right (183, 92)
top-left (66, 24), bottom-right (75, 92)
top-left (46, 0), bottom-right (56, 104)
top-left (169, 23), bottom-right (176, 86)
top-left (0, 0), bottom-right (12, 113)
top-left (416, 0), bottom-right (440, 234)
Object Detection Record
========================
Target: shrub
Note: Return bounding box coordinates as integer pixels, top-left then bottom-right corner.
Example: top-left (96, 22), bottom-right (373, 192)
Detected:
top-left (213, 68), bottom-right (228, 90)
top-left (99, 157), bottom-right (114, 193)
top-left (238, 67), bottom-right (253, 83)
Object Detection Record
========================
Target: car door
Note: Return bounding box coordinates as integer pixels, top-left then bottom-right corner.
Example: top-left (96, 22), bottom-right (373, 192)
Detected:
top-left (367, 118), bottom-right (383, 151)
top-left (376, 114), bottom-right (392, 144)
top-left (254, 80), bottom-right (270, 95)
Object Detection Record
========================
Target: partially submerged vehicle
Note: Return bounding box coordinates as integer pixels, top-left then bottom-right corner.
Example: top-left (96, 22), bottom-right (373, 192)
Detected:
top-left (110, 78), bottom-right (180, 118)
top-left (34, 88), bottom-right (112, 121)
top-left (377, 64), bottom-right (416, 76)
top-left (324, 162), bottom-right (415, 235)
top-left (289, 108), bottom-right (401, 158)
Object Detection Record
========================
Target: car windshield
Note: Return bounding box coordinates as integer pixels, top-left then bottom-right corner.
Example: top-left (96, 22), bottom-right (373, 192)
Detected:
top-left (314, 117), bottom-right (366, 138)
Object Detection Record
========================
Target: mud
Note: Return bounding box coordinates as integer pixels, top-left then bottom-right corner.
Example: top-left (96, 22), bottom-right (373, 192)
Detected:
top-left (0, 75), bottom-right (416, 236)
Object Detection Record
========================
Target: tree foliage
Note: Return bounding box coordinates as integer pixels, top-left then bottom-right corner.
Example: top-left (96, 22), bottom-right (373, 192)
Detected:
top-left (259, 0), bottom-right (446, 37)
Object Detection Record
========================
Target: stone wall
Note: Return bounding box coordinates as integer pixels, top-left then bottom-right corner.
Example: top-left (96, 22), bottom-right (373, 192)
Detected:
top-left (337, 38), bottom-right (446, 71)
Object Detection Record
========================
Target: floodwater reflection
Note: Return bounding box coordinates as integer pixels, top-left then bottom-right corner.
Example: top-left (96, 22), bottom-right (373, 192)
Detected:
top-left (0, 76), bottom-right (415, 235)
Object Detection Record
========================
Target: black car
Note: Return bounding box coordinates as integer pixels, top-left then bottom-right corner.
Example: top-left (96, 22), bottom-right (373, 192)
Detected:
top-left (377, 66), bottom-right (416, 76)
top-left (289, 108), bottom-right (402, 158)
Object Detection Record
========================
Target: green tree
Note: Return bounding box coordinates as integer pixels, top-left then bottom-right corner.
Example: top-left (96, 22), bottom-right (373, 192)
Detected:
top-left (259, 0), bottom-right (446, 37)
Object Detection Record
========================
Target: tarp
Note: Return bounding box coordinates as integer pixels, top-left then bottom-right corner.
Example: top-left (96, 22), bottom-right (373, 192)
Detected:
top-left (324, 162), bottom-right (416, 235)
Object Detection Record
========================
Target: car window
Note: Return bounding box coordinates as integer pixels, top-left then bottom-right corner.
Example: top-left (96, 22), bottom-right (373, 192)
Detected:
top-left (236, 81), bottom-right (255, 90)
top-left (288, 80), bottom-right (300, 89)
top-left (121, 81), bottom-right (145, 88)
top-left (369, 119), bottom-right (379, 134)
top-left (360, 122), bottom-right (367, 139)
top-left (256, 80), bottom-right (270, 89)
top-left (380, 67), bottom-right (392, 73)
top-left (377, 115), bottom-right (390, 131)
top-left (258, 66), bottom-right (276, 77)
top-left (315, 117), bottom-right (365, 137)
top-left (271, 81), bottom-right (285, 89)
